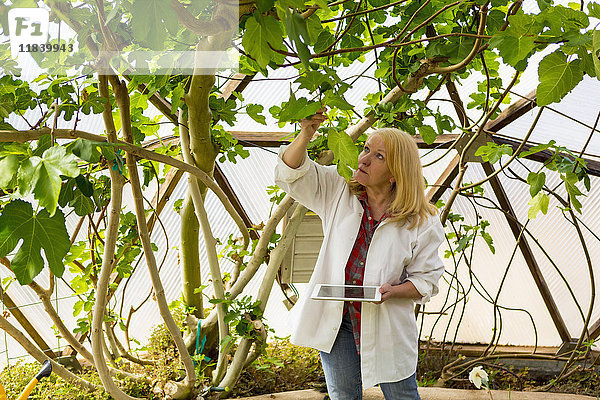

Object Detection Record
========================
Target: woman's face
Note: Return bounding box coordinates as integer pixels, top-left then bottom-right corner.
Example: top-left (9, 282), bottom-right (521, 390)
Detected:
top-left (353, 134), bottom-right (394, 191)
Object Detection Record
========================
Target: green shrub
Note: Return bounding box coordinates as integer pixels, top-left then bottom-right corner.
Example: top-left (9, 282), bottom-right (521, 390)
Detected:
top-left (0, 361), bottom-right (109, 400)
top-left (231, 337), bottom-right (323, 397)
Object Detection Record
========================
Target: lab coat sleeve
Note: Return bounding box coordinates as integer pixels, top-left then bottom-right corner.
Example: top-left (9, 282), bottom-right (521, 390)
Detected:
top-left (405, 215), bottom-right (445, 304)
top-left (274, 145), bottom-right (344, 219)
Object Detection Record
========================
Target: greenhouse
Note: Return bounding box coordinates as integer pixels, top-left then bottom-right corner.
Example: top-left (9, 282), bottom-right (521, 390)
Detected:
top-left (0, 0), bottom-right (599, 399)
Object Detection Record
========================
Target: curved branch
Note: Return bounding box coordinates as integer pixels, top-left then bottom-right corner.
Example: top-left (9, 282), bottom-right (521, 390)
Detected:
top-left (321, 0), bottom-right (409, 23)
top-left (106, 322), bottom-right (156, 367)
top-left (170, 0), bottom-right (236, 36)
top-left (179, 113), bottom-right (230, 386)
top-left (429, 6), bottom-right (488, 74)
top-left (0, 316), bottom-right (99, 392)
top-left (0, 128), bottom-right (249, 245)
top-left (28, 280), bottom-right (149, 382)
top-left (203, 195), bottom-right (296, 327)
top-left (393, 0), bottom-right (465, 45)
top-left (91, 169), bottom-right (137, 400)
top-left (439, 70), bottom-right (520, 224)
top-left (112, 77), bottom-right (197, 398)
top-left (91, 75), bottom-right (142, 400)
top-left (218, 204), bottom-right (307, 391)
top-left (460, 106), bottom-right (545, 191)
top-left (323, 0), bottom-right (364, 54)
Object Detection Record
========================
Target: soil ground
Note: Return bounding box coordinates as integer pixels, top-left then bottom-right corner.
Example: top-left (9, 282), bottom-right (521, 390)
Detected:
top-left (236, 387), bottom-right (599, 400)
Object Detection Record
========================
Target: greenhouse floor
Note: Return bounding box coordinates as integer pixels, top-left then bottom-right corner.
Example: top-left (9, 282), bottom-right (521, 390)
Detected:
top-left (236, 387), bottom-right (598, 399)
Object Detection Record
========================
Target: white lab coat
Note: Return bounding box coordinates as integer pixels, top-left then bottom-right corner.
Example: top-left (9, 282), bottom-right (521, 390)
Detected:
top-left (274, 146), bottom-right (445, 389)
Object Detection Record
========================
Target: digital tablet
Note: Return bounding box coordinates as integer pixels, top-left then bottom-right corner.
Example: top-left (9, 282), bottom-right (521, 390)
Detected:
top-left (311, 284), bottom-right (382, 302)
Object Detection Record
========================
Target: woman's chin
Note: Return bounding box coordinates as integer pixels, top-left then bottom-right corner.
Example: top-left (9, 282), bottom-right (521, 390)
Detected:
top-left (353, 172), bottom-right (367, 185)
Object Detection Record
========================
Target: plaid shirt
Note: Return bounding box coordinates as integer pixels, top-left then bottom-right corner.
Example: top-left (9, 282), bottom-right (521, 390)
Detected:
top-left (343, 195), bottom-right (386, 354)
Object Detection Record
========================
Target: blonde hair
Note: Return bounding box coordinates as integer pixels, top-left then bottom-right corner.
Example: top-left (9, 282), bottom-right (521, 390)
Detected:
top-left (348, 128), bottom-right (437, 229)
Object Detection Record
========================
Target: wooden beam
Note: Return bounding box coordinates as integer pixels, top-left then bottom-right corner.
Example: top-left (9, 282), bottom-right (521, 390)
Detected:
top-left (492, 136), bottom-right (600, 177)
top-left (0, 282), bottom-right (57, 359)
top-left (213, 165), bottom-right (259, 241)
top-left (588, 318), bottom-right (600, 341)
top-left (422, 79), bottom-right (465, 205)
top-left (445, 79), bottom-right (469, 128)
top-left (482, 162), bottom-right (572, 343)
top-left (426, 154), bottom-right (460, 204)
top-left (220, 73), bottom-right (255, 100)
top-left (229, 131), bottom-right (292, 147)
top-left (147, 168), bottom-right (185, 233)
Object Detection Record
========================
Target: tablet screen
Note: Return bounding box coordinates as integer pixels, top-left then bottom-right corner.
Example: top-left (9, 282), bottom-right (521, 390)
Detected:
top-left (317, 285), bottom-right (378, 300)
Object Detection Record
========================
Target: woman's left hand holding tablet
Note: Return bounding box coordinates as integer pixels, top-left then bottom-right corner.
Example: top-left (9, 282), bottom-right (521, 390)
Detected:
top-left (375, 283), bottom-right (394, 304)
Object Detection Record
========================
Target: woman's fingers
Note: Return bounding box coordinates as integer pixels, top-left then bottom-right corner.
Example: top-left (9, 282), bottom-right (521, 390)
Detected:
top-left (300, 109), bottom-right (328, 137)
top-left (376, 284), bottom-right (393, 304)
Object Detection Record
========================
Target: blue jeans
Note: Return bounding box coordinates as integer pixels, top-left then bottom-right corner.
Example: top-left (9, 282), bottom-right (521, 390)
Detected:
top-left (320, 314), bottom-right (420, 400)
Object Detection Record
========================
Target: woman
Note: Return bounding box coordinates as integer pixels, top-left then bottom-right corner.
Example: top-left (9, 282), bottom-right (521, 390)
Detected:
top-left (274, 110), bottom-right (445, 400)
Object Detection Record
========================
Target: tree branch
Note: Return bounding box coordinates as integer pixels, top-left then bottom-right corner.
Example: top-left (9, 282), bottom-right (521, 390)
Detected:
top-left (112, 77), bottom-right (197, 398)
top-left (92, 75), bottom-right (143, 400)
top-left (429, 6), bottom-right (489, 74)
top-left (170, 0), bottom-right (237, 36)
top-left (179, 113), bottom-right (230, 387)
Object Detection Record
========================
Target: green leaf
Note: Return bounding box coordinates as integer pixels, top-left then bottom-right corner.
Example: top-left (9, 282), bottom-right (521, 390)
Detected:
top-left (59, 177), bottom-right (95, 216)
top-left (593, 29), bottom-right (600, 80)
top-left (323, 91), bottom-right (354, 110)
top-left (528, 192), bottom-right (549, 219)
top-left (286, 9), bottom-right (312, 70)
top-left (0, 98), bottom-right (10, 118)
top-left (0, 200), bottom-right (70, 284)
top-left (537, 51), bottom-right (584, 106)
top-left (130, 0), bottom-right (178, 49)
top-left (130, 92), bottom-right (149, 110)
top-left (242, 14), bottom-right (284, 69)
top-left (489, 33), bottom-right (535, 69)
top-left (537, 0), bottom-right (552, 11)
top-left (296, 71), bottom-right (327, 92)
top-left (589, 2), bottom-right (600, 19)
top-left (73, 300), bottom-right (84, 316)
top-left (278, 94), bottom-right (322, 123)
top-left (327, 129), bottom-right (358, 180)
top-left (486, 10), bottom-right (506, 35)
top-left (0, 155), bottom-right (19, 188)
top-left (18, 146), bottom-right (80, 216)
top-left (314, 29), bottom-right (335, 54)
top-left (246, 104), bottom-right (266, 125)
top-left (481, 231), bottom-right (495, 254)
top-left (418, 125), bottom-right (437, 145)
top-left (170, 84), bottom-right (186, 114)
top-left (563, 171), bottom-right (585, 213)
top-left (527, 171), bottom-right (546, 197)
top-left (256, 0), bottom-right (275, 13)
top-left (32, 134), bottom-right (52, 157)
top-left (67, 139), bottom-right (102, 163)
top-left (474, 142), bottom-right (513, 164)
top-left (540, 5), bottom-right (588, 35)
top-left (519, 140), bottom-right (555, 158)
top-left (488, 13), bottom-right (540, 69)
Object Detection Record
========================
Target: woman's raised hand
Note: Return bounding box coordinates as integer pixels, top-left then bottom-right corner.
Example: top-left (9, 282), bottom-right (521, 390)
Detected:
top-left (299, 108), bottom-right (327, 139)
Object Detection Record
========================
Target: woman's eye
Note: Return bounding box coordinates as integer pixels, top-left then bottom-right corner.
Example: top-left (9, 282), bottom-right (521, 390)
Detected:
top-left (377, 153), bottom-right (383, 160)
top-left (363, 146), bottom-right (369, 153)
